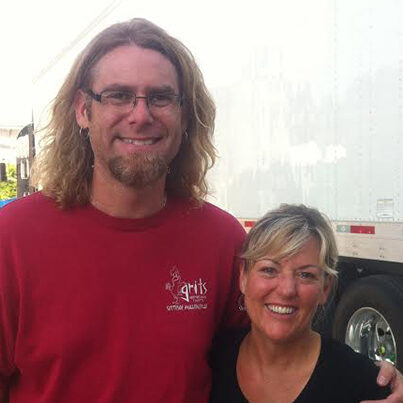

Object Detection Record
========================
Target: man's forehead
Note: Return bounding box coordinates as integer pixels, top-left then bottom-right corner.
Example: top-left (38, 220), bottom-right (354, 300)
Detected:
top-left (90, 44), bottom-right (179, 90)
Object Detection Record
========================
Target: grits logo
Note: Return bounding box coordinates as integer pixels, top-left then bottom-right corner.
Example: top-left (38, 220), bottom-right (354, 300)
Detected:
top-left (165, 266), bottom-right (208, 312)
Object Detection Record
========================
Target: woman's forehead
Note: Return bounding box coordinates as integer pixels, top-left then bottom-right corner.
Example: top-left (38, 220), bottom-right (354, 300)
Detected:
top-left (255, 236), bottom-right (322, 266)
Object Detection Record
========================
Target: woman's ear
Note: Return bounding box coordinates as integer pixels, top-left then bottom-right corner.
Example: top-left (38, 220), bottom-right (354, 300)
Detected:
top-left (320, 275), bottom-right (333, 305)
top-left (239, 261), bottom-right (247, 295)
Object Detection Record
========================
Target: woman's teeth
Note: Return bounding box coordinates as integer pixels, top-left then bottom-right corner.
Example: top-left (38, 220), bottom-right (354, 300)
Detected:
top-left (266, 304), bottom-right (296, 314)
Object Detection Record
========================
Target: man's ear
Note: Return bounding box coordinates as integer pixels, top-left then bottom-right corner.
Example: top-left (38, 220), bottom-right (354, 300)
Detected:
top-left (239, 261), bottom-right (247, 295)
top-left (74, 89), bottom-right (90, 129)
top-left (320, 275), bottom-right (333, 305)
top-left (180, 101), bottom-right (189, 133)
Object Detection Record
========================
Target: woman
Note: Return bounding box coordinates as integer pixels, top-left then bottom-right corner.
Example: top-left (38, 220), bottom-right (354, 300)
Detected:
top-left (210, 204), bottom-right (390, 403)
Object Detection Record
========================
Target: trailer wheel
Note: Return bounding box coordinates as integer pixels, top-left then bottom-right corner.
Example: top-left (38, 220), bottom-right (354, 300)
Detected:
top-left (332, 275), bottom-right (403, 371)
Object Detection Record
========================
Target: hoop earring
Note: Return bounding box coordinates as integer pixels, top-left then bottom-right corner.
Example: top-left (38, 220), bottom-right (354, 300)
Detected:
top-left (79, 127), bottom-right (89, 137)
top-left (238, 293), bottom-right (246, 311)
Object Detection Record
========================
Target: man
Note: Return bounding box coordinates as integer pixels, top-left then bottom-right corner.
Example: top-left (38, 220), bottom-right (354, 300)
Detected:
top-left (0, 18), bottom-right (401, 403)
top-left (0, 18), bottom-right (245, 403)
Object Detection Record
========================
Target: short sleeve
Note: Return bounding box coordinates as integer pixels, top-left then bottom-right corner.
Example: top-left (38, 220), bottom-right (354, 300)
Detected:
top-left (218, 223), bottom-right (249, 330)
top-left (0, 221), bottom-right (19, 396)
top-left (353, 354), bottom-right (391, 400)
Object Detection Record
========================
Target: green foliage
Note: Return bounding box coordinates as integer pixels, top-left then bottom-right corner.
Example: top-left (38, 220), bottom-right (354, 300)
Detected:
top-left (0, 164), bottom-right (17, 199)
top-left (7, 163), bottom-right (16, 179)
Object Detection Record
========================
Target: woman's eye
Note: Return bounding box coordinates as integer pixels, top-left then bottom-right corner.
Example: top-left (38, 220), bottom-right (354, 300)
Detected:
top-left (299, 271), bottom-right (316, 280)
top-left (262, 267), bottom-right (277, 276)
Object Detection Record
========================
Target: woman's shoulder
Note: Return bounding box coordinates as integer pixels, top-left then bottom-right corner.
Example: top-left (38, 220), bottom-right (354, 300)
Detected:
top-left (214, 328), bottom-right (249, 344)
top-left (320, 337), bottom-right (381, 370)
top-left (211, 328), bottom-right (249, 363)
top-left (315, 337), bottom-right (390, 400)
top-left (209, 328), bottom-right (249, 403)
top-left (319, 337), bottom-right (377, 375)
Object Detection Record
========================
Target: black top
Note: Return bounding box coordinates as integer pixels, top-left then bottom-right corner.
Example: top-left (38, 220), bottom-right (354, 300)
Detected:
top-left (210, 329), bottom-right (390, 403)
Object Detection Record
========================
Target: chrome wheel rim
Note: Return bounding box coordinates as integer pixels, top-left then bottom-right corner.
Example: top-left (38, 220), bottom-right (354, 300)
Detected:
top-left (345, 307), bottom-right (397, 365)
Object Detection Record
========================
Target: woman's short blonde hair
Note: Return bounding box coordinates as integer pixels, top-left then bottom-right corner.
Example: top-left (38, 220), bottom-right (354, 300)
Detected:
top-left (241, 204), bottom-right (338, 277)
top-left (32, 18), bottom-right (216, 208)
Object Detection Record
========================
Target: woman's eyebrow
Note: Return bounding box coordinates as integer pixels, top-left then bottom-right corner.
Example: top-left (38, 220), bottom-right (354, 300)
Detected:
top-left (297, 264), bottom-right (322, 270)
top-left (258, 258), bottom-right (280, 265)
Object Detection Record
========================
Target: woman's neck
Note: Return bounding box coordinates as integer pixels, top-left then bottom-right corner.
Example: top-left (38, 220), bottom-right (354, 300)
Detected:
top-left (236, 329), bottom-right (322, 403)
top-left (242, 329), bottom-right (320, 372)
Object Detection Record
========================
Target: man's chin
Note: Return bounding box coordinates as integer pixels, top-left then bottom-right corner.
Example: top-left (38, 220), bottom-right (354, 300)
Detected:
top-left (108, 154), bottom-right (168, 188)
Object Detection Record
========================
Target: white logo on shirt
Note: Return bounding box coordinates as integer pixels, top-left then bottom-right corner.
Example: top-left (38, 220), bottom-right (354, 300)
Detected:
top-left (165, 266), bottom-right (208, 311)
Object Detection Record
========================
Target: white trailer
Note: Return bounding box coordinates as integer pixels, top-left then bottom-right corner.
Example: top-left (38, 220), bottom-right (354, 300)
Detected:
top-left (209, 2), bottom-right (403, 370)
top-left (30, 0), bottom-right (403, 370)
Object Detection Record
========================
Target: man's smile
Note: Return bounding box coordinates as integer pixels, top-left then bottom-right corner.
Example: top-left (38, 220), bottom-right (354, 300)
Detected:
top-left (118, 137), bottom-right (161, 146)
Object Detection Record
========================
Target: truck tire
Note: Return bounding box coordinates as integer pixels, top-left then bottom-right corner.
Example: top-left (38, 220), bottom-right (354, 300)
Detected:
top-left (332, 275), bottom-right (403, 371)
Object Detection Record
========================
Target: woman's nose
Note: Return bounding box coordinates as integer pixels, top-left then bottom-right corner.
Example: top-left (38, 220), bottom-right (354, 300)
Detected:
top-left (276, 274), bottom-right (298, 297)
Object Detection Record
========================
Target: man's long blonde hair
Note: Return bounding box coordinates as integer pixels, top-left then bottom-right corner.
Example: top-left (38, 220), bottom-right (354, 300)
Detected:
top-left (31, 18), bottom-right (216, 208)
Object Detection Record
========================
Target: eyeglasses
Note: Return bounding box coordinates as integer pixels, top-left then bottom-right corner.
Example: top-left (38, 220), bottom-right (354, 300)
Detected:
top-left (86, 89), bottom-right (183, 112)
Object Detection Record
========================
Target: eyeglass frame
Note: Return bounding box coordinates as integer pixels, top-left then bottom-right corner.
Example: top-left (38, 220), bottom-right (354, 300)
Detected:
top-left (85, 88), bottom-right (184, 110)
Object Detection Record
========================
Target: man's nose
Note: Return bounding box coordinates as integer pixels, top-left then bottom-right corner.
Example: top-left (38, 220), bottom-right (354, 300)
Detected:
top-left (126, 97), bottom-right (153, 124)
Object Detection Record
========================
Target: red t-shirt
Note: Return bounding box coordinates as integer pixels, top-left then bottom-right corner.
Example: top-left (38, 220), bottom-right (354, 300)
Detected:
top-left (0, 193), bottom-right (246, 402)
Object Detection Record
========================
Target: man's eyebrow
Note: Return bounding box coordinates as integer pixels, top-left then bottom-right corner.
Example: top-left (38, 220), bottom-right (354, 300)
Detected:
top-left (99, 84), bottom-right (177, 93)
top-left (147, 85), bottom-right (177, 93)
top-left (100, 84), bottom-right (133, 92)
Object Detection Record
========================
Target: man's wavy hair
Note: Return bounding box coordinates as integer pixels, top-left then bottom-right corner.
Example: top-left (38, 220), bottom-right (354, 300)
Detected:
top-left (32, 18), bottom-right (216, 208)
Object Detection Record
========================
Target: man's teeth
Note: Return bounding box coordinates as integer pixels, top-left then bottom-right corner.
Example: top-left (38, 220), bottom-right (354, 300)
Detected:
top-left (120, 138), bottom-right (157, 145)
top-left (267, 305), bottom-right (296, 314)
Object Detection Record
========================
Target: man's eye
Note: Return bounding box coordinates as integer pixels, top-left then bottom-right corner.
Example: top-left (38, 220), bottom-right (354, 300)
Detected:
top-left (149, 93), bottom-right (174, 106)
top-left (104, 91), bottom-right (133, 103)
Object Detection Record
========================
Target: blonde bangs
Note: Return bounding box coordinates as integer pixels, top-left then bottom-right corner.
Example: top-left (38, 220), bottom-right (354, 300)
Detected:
top-left (241, 204), bottom-right (339, 278)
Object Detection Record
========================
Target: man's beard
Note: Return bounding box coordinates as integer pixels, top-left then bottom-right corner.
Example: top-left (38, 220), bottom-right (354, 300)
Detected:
top-left (108, 153), bottom-right (168, 188)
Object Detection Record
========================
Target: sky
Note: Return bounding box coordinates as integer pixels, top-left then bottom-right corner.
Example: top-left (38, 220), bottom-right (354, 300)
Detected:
top-left (0, 0), bottom-right (124, 127)
top-left (0, 0), bottom-right (399, 129)
top-left (0, 0), bottom-right (336, 127)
